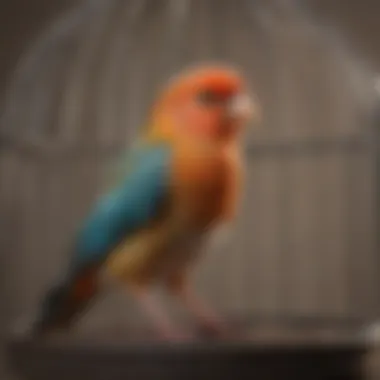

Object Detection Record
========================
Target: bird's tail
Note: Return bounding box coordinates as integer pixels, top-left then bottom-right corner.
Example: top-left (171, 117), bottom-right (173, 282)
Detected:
top-left (32, 266), bottom-right (99, 336)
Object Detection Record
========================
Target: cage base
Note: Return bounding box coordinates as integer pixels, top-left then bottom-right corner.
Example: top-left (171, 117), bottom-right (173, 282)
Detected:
top-left (6, 321), bottom-right (369, 380)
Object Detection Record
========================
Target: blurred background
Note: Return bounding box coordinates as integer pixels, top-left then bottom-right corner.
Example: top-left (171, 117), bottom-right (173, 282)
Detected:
top-left (1, 0), bottom-right (380, 378)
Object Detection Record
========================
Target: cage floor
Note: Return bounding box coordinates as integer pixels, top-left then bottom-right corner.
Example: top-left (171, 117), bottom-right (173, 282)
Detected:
top-left (7, 319), bottom-right (369, 380)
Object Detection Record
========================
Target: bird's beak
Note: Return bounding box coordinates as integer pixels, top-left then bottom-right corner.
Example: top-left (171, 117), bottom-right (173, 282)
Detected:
top-left (227, 93), bottom-right (261, 124)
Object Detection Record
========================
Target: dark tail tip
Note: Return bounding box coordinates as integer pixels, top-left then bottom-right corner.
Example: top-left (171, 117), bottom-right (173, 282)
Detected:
top-left (32, 284), bottom-right (71, 336)
top-left (32, 268), bottom-right (99, 337)
top-left (32, 267), bottom-right (98, 335)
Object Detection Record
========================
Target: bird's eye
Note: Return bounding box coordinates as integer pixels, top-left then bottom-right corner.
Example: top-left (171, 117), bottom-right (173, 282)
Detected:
top-left (196, 90), bottom-right (221, 105)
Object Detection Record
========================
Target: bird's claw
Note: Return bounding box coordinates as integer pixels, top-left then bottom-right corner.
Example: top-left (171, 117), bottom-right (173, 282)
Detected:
top-left (197, 317), bottom-right (244, 340)
top-left (156, 329), bottom-right (194, 342)
top-left (197, 318), bottom-right (229, 339)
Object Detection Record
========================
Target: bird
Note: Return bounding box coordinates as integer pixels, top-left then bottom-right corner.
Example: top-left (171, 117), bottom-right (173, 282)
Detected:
top-left (32, 63), bottom-right (260, 341)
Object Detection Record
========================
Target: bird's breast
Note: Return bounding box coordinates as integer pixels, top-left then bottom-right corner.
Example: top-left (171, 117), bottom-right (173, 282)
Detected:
top-left (171, 143), bottom-right (236, 230)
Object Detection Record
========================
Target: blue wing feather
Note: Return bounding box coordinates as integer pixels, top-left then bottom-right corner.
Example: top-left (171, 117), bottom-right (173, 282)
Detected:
top-left (69, 142), bottom-right (172, 273)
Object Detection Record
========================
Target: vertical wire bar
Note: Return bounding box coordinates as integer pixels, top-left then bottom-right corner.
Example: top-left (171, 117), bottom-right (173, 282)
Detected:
top-left (0, 153), bottom-right (23, 333)
top-left (96, 0), bottom-right (148, 146)
top-left (120, 1), bottom-right (165, 143)
top-left (244, 0), bottom-right (286, 316)
top-left (255, 2), bottom-right (295, 315)
top-left (55, 0), bottom-right (114, 144)
top-left (225, 0), bottom-right (279, 315)
top-left (72, 1), bottom-right (121, 144)
top-left (370, 102), bottom-right (380, 320)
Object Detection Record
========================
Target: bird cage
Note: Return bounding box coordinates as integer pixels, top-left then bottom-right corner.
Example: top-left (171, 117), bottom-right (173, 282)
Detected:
top-left (1, 1), bottom-right (380, 375)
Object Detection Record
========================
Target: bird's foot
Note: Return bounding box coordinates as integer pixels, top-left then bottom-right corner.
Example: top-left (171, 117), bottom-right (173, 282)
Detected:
top-left (197, 318), bottom-right (228, 339)
top-left (155, 328), bottom-right (194, 342)
top-left (197, 317), bottom-right (244, 341)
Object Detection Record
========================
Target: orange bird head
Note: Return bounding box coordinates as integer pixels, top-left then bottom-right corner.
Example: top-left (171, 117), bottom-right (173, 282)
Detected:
top-left (148, 64), bottom-right (260, 143)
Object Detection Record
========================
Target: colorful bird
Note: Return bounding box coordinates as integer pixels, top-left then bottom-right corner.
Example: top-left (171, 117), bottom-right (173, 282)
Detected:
top-left (33, 64), bottom-right (260, 340)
